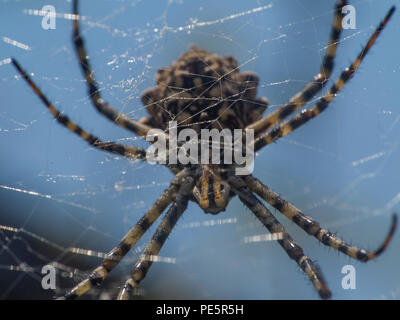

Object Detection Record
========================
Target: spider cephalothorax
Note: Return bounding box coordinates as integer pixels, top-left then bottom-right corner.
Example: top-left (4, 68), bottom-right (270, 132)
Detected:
top-left (140, 45), bottom-right (269, 133)
top-left (191, 165), bottom-right (234, 214)
top-left (11, 0), bottom-right (397, 300)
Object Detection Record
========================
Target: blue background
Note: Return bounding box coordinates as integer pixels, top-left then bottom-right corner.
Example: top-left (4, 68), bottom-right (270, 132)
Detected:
top-left (1, 0), bottom-right (399, 299)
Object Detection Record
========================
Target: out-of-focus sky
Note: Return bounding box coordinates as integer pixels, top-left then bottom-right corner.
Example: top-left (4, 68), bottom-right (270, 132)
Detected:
top-left (0, 0), bottom-right (399, 299)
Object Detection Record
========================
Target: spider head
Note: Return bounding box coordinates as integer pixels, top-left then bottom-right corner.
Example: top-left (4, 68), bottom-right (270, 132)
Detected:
top-left (192, 166), bottom-right (232, 214)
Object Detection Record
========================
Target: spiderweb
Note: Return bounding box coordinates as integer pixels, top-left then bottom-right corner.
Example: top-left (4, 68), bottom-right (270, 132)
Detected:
top-left (0, 0), bottom-right (399, 299)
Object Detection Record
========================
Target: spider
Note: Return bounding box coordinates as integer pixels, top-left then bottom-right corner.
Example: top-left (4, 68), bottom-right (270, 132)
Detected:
top-left (11, 0), bottom-right (397, 299)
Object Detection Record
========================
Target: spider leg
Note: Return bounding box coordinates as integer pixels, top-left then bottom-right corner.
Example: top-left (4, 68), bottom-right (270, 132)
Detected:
top-left (247, 0), bottom-right (347, 137)
top-left (11, 58), bottom-right (147, 160)
top-left (244, 175), bottom-right (397, 261)
top-left (254, 6), bottom-right (395, 152)
top-left (229, 176), bottom-right (331, 299)
top-left (117, 176), bottom-right (194, 300)
top-left (58, 170), bottom-right (188, 299)
top-left (72, 0), bottom-right (155, 139)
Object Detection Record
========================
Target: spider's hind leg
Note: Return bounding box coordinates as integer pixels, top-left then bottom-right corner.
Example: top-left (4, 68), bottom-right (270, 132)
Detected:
top-left (72, 0), bottom-right (155, 138)
top-left (11, 59), bottom-right (147, 161)
top-left (253, 5), bottom-right (396, 152)
top-left (247, 0), bottom-right (348, 137)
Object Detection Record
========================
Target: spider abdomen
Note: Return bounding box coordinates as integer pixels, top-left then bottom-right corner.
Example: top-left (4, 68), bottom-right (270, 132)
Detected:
top-left (141, 45), bottom-right (269, 133)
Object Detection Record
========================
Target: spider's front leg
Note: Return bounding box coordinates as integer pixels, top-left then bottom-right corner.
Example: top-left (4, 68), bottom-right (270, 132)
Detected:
top-left (59, 170), bottom-right (188, 299)
top-left (117, 175), bottom-right (195, 300)
top-left (244, 175), bottom-right (397, 262)
top-left (229, 176), bottom-right (331, 299)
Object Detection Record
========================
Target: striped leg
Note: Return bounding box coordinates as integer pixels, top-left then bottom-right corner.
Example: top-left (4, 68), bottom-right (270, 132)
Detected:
top-left (72, 0), bottom-right (153, 138)
top-left (247, 0), bottom-right (347, 137)
top-left (59, 170), bottom-right (188, 299)
top-left (11, 58), bottom-right (147, 161)
top-left (254, 6), bottom-right (396, 152)
top-left (117, 176), bottom-right (194, 300)
top-left (244, 175), bottom-right (397, 262)
top-left (229, 177), bottom-right (331, 299)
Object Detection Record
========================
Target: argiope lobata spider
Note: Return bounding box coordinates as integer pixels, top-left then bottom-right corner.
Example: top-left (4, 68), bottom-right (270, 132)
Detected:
top-left (10, 0), bottom-right (397, 299)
